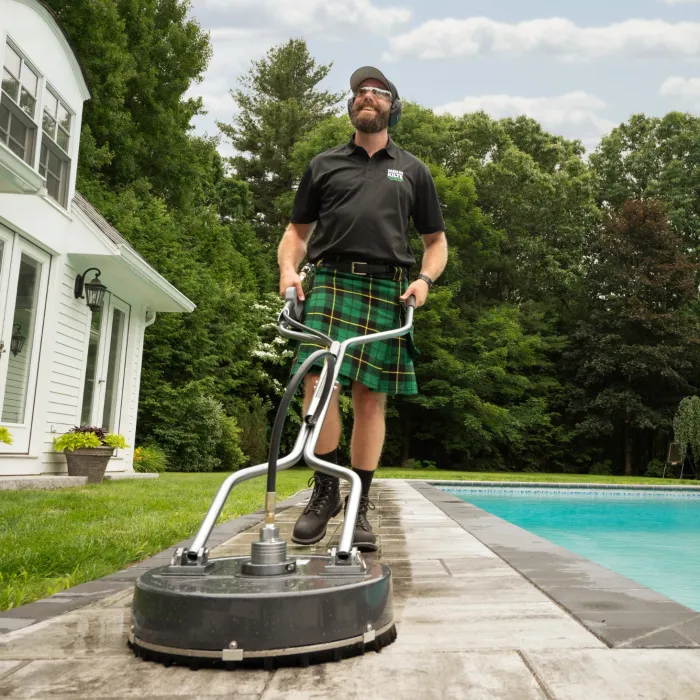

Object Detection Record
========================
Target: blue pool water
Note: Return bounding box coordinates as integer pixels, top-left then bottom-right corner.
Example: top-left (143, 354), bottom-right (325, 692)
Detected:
top-left (443, 487), bottom-right (700, 611)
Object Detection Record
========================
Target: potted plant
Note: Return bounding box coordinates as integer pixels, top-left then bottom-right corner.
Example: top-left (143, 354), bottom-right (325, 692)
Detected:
top-left (53, 426), bottom-right (128, 484)
top-left (0, 427), bottom-right (12, 445)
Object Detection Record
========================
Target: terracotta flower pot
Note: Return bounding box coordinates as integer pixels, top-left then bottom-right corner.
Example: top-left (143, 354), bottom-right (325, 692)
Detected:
top-left (64, 446), bottom-right (115, 484)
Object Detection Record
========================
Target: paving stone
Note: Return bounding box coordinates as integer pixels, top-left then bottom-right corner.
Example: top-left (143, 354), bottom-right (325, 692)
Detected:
top-left (575, 610), bottom-right (700, 646)
top-left (619, 628), bottom-right (698, 648)
top-left (392, 574), bottom-right (552, 604)
top-left (262, 651), bottom-right (546, 700)
top-left (0, 661), bottom-right (23, 680)
top-left (381, 558), bottom-right (448, 579)
top-left (0, 658), bottom-right (268, 698)
top-left (0, 609), bottom-right (130, 659)
top-left (675, 615), bottom-right (700, 644)
top-left (0, 617), bottom-right (36, 633)
top-left (394, 603), bottom-right (604, 651)
top-left (525, 649), bottom-right (700, 699)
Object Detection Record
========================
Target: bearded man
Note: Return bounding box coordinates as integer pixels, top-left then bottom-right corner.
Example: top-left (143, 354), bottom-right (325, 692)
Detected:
top-left (277, 66), bottom-right (448, 552)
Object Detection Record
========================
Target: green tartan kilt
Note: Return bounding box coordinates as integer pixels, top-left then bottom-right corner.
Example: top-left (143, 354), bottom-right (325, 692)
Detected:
top-left (290, 266), bottom-right (419, 395)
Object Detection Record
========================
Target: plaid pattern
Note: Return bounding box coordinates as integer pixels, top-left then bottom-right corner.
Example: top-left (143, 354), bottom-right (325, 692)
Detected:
top-left (290, 266), bottom-right (418, 395)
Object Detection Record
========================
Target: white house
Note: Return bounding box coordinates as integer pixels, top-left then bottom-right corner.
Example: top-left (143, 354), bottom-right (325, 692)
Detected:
top-left (0, 0), bottom-right (195, 477)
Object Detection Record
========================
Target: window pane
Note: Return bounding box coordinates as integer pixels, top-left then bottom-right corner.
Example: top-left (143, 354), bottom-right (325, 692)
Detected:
top-left (0, 102), bottom-right (9, 141)
top-left (19, 88), bottom-right (35, 119)
top-left (42, 112), bottom-right (56, 138)
top-left (47, 148), bottom-right (61, 178)
top-left (38, 141), bottom-right (47, 174)
top-left (8, 117), bottom-right (27, 160)
top-left (57, 104), bottom-right (70, 133)
top-left (102, 309), bottom-right (126, 432)
top-left (46, 172), bottom-right (60, 201)
top-left (44, 90), bottom-right (57, 117)
top-left (2, 254), bottom-right (42, 424)
top-left (2, 68), bottom-right (19, 102)
top-left (56, 127), bottom-right (69, 151)
top-left (80, 309), bottom-right (102, 426)
top-left (21, 65), bottom-right (38, 96)
top-left (4, 44), bottom-right (20, 79)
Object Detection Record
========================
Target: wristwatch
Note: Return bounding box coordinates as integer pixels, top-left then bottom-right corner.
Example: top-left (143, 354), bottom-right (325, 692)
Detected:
top-left (417, 273), bottom-right (434, 289)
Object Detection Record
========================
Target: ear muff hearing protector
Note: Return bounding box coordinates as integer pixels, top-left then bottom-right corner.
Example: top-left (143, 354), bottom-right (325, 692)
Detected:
top-left (347, 89), bottom-right (402, 127)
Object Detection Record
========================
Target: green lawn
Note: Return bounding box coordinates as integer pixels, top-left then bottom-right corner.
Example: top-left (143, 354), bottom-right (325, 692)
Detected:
top-left (1, 468), bottom-right (697, 612)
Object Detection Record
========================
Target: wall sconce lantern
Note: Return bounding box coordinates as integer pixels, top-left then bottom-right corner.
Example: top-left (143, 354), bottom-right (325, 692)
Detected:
top-left (10, 324), bottom-right (25, 356)
top-left (74, 268), bottom-right (107, 312)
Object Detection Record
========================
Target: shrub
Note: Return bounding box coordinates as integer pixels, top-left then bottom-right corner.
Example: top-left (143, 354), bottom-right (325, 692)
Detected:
top-left (147, 382), bottom-right (246, 472)
top-left (590, 459), bottom-right (613, 476)
top-left (645, 458), bottom-right (667, 478)
top-left (133, 444), bottom-right (168, 473)
top-left (0, 427), bottom-right (12, 445)
top-left (235, 396), bottom-right (270, 466)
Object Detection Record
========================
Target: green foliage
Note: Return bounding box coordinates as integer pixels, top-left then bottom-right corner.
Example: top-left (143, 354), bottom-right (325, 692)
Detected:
top-left (52, 426), bottom-right (127, 452)
top-left (219, 39), bottom-right (345, 243)
top-left (673, 396), bottom-right (700, 465)
top-left (590, 460), bottom-right (613, 476)
top-left (40, 8), bottom-right (700, 479)
top-left (142, 381), bottom-right (245, 472)
top-left (0, 427), bottom-right (12, 445)
top-left (133, 444), bottom-right (168, 473)
top-left (645, 458), bottom-right (666, 478)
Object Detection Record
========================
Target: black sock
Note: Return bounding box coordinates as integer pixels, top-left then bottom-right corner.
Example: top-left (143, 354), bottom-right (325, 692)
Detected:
top-left (315, 449), bottom-right (338, 482)
top-left (353, 468), bottom-right (374, 497)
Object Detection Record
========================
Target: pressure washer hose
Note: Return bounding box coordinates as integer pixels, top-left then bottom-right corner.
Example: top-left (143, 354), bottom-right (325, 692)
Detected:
top-left (265, 348), bottom-right (336, 523)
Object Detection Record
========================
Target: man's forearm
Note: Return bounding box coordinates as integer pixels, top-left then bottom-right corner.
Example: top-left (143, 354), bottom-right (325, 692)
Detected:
top-left (420, 232), bottom-right (448, 282)
top-left (278, 223), bottom-right (310, 273)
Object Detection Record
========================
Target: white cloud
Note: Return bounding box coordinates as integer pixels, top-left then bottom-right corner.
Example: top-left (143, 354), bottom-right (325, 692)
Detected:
top-left (203, 0), bottom-right (411, 35)
top-left (661, 0), bottom-right (700, 5)
top-left (660, 76), bottom-right (700, 107)
top-left (433, 91), bottom-right (616, 148)
top-left (384, 17), bottom-right (700, 62)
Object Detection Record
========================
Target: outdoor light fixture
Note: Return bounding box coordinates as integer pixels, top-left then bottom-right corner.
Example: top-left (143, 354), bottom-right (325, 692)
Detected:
top-left (10, 324), bottom-right (25, 357)
top-left (74, 267), bottom-right (107, 312)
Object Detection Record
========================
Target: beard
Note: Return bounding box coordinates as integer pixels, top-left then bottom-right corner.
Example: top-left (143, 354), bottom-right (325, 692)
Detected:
top-left (350, 101), bottom-right (390, 133)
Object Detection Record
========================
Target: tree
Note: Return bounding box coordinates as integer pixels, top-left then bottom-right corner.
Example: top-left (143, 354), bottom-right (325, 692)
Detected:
top-left (564, 198), bottom-right (700, 475)
top-left (218, 39), bottom-right (345, 245)
top-left (590, 113), bottom-right (700, 254)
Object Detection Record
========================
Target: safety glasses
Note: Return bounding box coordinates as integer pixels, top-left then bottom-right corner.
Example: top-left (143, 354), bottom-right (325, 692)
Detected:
top-left (354, 86), bottom-right (392, 100)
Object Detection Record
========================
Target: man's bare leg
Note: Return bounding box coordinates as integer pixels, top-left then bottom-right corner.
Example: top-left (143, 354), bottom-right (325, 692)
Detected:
top-left (346, 382), bottom-right (387, 551)
top-left (351, 382), bottom-right (387, 472)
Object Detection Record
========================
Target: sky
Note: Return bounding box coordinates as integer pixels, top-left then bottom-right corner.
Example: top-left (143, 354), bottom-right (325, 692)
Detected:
top-left (186, 0), bottom-right (700, 157)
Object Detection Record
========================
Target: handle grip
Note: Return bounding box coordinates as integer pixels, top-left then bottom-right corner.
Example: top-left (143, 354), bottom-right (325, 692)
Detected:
top-left (403, 294), bottom-right (416, 308)
top-left (284, 286), bottom-right (304, 322)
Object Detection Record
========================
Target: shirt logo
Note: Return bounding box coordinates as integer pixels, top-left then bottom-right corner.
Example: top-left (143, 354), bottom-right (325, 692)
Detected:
top-left (387, 168), bottom-right (404, 182)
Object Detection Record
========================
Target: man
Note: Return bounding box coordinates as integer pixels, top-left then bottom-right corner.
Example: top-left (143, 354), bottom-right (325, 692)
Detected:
top-left (277, 66), bottom-right (448, 552)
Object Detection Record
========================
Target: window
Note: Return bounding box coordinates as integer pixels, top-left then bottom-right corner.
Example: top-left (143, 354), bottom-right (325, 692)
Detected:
top-left (39, 87), bottom-right (72, 206)
top-left (0, 42), bottom-right (39, 165)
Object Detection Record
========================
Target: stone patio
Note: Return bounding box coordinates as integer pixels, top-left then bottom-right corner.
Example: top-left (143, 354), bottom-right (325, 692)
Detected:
top-left (0, 479), bottom-right (699, 698)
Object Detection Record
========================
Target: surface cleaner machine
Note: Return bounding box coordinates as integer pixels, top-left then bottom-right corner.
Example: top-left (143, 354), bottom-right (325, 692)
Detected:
top-left (128, 270), bottom-right (416, 669)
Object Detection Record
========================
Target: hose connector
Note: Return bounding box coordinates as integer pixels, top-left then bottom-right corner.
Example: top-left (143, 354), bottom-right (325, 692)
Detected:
top-left (265, 491), bottom-right (276, 525)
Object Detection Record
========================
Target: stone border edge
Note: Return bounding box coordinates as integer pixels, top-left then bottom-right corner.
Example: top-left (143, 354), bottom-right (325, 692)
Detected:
top-left (412, 481), bottom-right (700, 649)
top-left (0, 489), bottom-right (311, 635)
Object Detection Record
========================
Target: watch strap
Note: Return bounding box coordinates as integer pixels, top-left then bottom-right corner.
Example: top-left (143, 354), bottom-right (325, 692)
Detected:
top-left (417, 273), bottom-right (434, 289)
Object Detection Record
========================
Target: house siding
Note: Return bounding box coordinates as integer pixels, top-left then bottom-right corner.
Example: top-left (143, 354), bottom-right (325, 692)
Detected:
top-left (40, 261), bottom-right (87, 466)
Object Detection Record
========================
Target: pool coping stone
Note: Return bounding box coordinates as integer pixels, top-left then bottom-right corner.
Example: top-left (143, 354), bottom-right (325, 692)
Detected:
top-left (414, 481), bottom-right (700, 648)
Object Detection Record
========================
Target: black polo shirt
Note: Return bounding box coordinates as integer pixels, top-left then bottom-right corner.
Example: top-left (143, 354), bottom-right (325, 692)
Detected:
top-left (290, 135), bottom-right (445, 269)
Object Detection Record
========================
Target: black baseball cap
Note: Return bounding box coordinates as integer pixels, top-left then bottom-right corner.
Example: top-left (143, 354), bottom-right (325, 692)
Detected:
top-left (350, 66), bottom-right (399, 99)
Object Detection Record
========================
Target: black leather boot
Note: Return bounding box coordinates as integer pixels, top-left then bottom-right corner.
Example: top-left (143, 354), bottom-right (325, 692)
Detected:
top-left (291, 472), bottom-right (342, 545)
top-left (345, 494), bottom-right (377, 552)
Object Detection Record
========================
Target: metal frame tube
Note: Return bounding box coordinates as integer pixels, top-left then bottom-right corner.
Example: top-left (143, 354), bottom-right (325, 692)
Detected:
top-left (188, 423), bottom-right (311, 555)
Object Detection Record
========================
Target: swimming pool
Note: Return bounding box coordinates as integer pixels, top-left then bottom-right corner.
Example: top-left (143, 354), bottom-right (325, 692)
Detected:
top-left (442, 486), bottom-right (700, 612)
